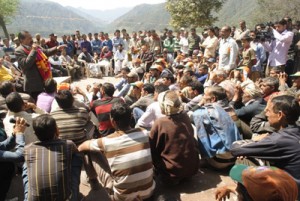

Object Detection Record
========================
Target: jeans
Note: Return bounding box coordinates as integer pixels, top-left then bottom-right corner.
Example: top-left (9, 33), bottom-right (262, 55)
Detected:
top-left (132, 107), bottom-right (144, 124)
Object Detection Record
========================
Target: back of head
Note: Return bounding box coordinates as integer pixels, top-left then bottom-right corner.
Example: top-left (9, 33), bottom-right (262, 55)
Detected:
top-left (263, 77), bottom-right (279, 91)
top-left (155, 84), bottom-right (169, 94)
top-left (101, 82), bottom-right (115, 97)
top-left (44, 78), bottom-right (57, 94)
top-left (208, 86), bottom-right (227, 101)
top-left (143, 83), bottom-right (155, 94)
top-left (162, 74), bottom-right (175, 84)
top-left (5, 92), bottom-right (24, 113)
top-left (0, 81), bottom-right (14, 98)
top-left (190, 81), bottom-right (204, 94)
top-left (180, 75), bottom-right (193, 85)
top-left (158, 90), bottom-right (183, 115)
top-left (271, 95), bottom-right (300, 125)
top-left (110, 102), bottom-right (131, 130)
top-left (33, 114), bottom-right (57, 141)
top-left (215, 69), bottom-right (228, 79)
top-left (55, 90), bottom-right (74, 109)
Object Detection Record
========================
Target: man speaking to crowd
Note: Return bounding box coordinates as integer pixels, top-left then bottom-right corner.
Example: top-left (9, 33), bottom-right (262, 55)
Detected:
top-left (15, 30), bottom-right (66, 101)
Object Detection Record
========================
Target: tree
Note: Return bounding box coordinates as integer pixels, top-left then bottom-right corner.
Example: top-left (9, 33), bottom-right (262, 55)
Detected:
top-left (0, 0), bottom-right (20, 39)
top-left (255, 0), bottom-right (300, 23)
top-left (166, 0), bottom-right (226, 29)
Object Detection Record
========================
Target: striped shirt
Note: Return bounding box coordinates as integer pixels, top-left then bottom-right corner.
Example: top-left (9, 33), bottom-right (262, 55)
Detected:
top-left (91, 128), bottom-right (155, 200)
top-left (91, 97), bottom-right (124, 136)
top-left (51, 107), bottom-right (89, 146)
top-left (24, 139), bottom-right (77, 201)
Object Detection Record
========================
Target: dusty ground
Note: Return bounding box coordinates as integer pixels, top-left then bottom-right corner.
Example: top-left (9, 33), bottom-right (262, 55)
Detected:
top-left (6, 76), bottom-right (236, 201)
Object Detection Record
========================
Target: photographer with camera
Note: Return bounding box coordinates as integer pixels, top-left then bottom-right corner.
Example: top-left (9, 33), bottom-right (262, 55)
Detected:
top-left (262, 19), bottom-right (294, 76)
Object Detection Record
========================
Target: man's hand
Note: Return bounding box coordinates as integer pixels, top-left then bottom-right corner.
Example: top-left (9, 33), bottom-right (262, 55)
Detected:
top-left (279, 72), bottom-right (288, 86)
top-left (215, 186), bottom-right (236, 201)
top-left (75, 86), bottom-right (85, 96)
top-left (13, 117), bottom-right (27, 135)
top-left (252, 133), bottom-right (269, 141)
top-left (209, 71), bottom-right (217, 81)
top-left (24, 102), bottom-right (37, 110)
top-left (56, 45), bottom-right (67, 51)
top-left (32, 44), bottom-right (39, 51)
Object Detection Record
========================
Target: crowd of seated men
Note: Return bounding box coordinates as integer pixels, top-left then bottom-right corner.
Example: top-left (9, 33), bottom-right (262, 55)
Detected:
top-left (1, 16), bottom-right (300, 201)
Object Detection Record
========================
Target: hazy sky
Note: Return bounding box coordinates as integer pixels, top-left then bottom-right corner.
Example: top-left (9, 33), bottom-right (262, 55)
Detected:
top-left (48, 0), bottom-right (166, 10)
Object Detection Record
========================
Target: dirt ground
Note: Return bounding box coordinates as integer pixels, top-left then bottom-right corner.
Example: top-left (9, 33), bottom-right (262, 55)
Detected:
top-left (6, 76), bottom-right (237, 201)
top-left (7, 167), bottom-right (236, 201)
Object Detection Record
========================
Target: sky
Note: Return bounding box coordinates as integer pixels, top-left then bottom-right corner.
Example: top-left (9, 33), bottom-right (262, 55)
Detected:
top-left (47, 0), bottom-right (166, 10)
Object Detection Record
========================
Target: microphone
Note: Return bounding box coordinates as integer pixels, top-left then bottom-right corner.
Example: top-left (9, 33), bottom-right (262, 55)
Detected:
top-left (9, 118), bottom-right (30, 127)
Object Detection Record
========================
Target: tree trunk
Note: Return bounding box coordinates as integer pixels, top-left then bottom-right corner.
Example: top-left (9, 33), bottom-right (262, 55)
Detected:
top-left (0, 16), bottom-right (9, 40)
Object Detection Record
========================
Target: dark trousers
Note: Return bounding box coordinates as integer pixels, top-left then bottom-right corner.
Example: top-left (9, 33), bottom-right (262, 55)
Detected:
top-left (0, 162), bottom-right (15, 201)
top-left (29, 91), bottom-right (43, 103)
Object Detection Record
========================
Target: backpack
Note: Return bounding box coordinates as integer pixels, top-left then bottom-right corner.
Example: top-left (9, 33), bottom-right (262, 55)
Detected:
top-left (193, 104), bottom-right (242, 158)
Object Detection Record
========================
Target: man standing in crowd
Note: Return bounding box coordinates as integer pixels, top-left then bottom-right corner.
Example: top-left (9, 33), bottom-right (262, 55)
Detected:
top-left (46, 33), bottom-right (59, 49)
top-left (80, 34), bottom-right (93, 55)
top-left (188, 28), bottom-right (201, 56)
top-left (234, 20), bottom-right (250, 41)
top-left (201, 27), bottom-right (218, 59)
top-left (112, 30), bottom-right (124, 53)
top-left (263, 19), bottom-right (294, 75)
top-left (218, 26), bottom-right (239, 72)
top-left (91, 33), bottom-right (102, 55)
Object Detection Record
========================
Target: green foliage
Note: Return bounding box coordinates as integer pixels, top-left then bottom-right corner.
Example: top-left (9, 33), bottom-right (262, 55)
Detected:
top-left (166, 0), bottom-right (225, 29)
top-left (0, 0), bottom-right (20, 38)
top-left (0, 0), bottom-right (19, 21)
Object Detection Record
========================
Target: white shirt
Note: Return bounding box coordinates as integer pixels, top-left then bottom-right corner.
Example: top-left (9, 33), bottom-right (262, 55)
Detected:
top-left (136, 102), bottom-right (165, 129)
top-left (202, 36), bottom-right (218, 58)
top-left (234, 28), bottom-right (250, 40)
top-left (179, 37), bottom-right (189, 54)
top-left (262, 29), bottom-right (294, 66)
top-left (114, 50), bottom-right (126, 61)
top-left (4, 109), bottom-right (45, 142)
top-left (218, 37), bottom-right (239, 71)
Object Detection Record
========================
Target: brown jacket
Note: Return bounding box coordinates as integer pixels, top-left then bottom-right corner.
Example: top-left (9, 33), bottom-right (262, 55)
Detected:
top-left (149, 112), bottom-right (199, 180)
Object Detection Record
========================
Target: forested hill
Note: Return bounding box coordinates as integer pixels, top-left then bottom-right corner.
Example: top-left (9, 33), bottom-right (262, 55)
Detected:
top-left (5, 0), bottom-right (104, 36)
top-left (1, 0), bottom-right (271, 36)
top-left (107, 0), bottom-right (259, 32)
top-left (107, 3), bottom-right (171, 32)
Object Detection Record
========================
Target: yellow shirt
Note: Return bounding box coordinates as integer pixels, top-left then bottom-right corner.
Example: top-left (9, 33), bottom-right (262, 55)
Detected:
top-left (0, 65), bottom-right (13, 81)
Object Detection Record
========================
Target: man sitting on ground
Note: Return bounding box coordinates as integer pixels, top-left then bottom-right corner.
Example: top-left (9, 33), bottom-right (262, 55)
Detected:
top-left (130, 83), bottom-right (155, 123)
top-left (79, 103), bottom-right (155, 200)
top-left (23, 114), bottom-right (81, 201)
top-left (3, 92), bottom-right (45, 144)
top-left (149, 90), bottom-right (199, 184)
top-left (231, 95), bottom-right (300, 200)
top-left (136, 85), bottom-right (169, 130)
top-left (91, 83), bottom-right (124, 136)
